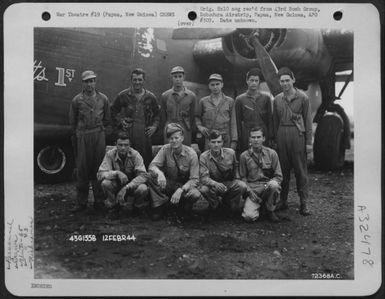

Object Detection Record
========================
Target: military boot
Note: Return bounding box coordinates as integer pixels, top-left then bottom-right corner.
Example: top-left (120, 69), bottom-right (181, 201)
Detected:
top-left (268, 211), bottom-right (280, 222)
top-left (276, 198), bottom-right (288, 211)
top-left (299, 200), bottom-right (312, 216)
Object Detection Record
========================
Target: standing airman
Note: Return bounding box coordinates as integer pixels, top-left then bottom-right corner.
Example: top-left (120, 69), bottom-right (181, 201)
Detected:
top-left (160, 66), bottom-right (197, 145)
top-left (69, 70), bottom-right (110, 212)
top-left (235, 68), bottom-right (274, 153)
top-left (195, 73), bottom-right (237, 151)
top-left (273, 67), bottom-right (312, 216)
top-left (111, 68), bottom-right (160, 168)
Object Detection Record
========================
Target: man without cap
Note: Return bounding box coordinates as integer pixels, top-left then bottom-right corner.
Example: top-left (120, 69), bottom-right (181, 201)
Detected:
top-left (97, 132), bottom-right (149, 218)
top-left (235, 68), bottom-right (274, 153)
top-left (239, 127), bottom-right (283, 222)
top-left (69, 70), bottom-right (111, 212)
top-left (273, 67), bottom-right (312, 216)
top-left (111, 68), bottom-right (160, 168)
top-left (195, 73), bottom-right (237, 151)
top-left (160, 66), bottom-right (197, 146)
top-left (199, 130), bottom-right (250, 216)
top-left (148, 123), bottom-right (201, 220)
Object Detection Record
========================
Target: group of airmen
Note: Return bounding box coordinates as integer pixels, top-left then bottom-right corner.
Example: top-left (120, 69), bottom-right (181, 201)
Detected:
top-left (69, 65), bottom-right (312, 222)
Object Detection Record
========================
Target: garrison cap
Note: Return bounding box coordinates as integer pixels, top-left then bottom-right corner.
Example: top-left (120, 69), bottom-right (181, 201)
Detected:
top-left (208, 73), bottom-right (223, 82)
top-left (170, 66), bottom-right (185, 74)
top-left (277, 67), bottom-right (295, 79)
top-left (165, 123), bottom-right (184, 138)
top-left (81, 70), bottom-right (97, 81)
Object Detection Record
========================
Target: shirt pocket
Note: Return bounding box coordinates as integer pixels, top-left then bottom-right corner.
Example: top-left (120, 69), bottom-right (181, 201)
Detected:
top-left (202, 106), bottom-right (216, 124)
top-left (180, 102), bottom-right (191, 116)
top-left (243, 104), bottom-right (255, 120)
top-left (123, 165), bottom-right (135, 179)
top-left (78, 102), bottom-right (92, 122)
top-left (123, 103), bottom-right (135, 117)
top-left (166, 101), bottom-right (176, 117)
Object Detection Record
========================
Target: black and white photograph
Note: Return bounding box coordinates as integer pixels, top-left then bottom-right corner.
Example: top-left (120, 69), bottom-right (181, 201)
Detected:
top-left (4, 2), bottom-right (382, 296)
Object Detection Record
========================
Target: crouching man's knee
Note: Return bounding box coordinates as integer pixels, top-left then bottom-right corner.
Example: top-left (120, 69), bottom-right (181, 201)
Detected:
top-left (101, 179), bottom-right (118, 192)
top-left (134, 184), bottom-right (149, 197)
top-left (185, 188), bottom-right (201, 203)
top-left (268, 180), bottom-right (281, 193)
top-left (236, 180), bottom-right (248, 195)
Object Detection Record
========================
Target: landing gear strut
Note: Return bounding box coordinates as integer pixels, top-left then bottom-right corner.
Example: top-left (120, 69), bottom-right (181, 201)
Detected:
top-left (313, 104), bottom-right (351, 170)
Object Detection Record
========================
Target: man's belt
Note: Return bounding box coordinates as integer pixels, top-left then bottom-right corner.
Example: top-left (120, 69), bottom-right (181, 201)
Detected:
top-left (76, 126), bottom-right (103, 136)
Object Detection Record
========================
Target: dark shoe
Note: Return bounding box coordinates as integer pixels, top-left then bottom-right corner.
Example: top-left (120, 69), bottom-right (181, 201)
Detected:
top-left (70, 204), bottom-right (87, 213)
top-left (268, 211), bottom-right (281, 223)
top-left (300, 204), bottom-right (312, 216)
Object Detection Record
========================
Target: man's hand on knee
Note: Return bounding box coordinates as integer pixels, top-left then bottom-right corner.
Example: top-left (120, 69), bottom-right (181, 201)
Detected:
top-left (266, 180), bottom-right (279, 189)
top-left (117, 186), bottom-right (127, 204)
top-left (170, 188), bottom-right (183, 204)
top-left (116, 171), bottom-right (129, 184)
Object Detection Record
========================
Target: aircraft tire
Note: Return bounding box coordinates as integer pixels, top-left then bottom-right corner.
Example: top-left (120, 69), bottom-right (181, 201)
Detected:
top-left (313, 113), bottom-right (345, 170)
top-left (35, 142), bottom-right (75, 184)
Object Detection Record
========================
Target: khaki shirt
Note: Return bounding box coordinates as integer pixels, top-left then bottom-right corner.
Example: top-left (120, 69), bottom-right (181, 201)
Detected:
top-left (195, 94), bottom-right (237, 141)
top-left (273, 88), bottom-right (312, 145)
top-left (97, 147), bottom-right (147, 187)
top-left (69, 91), bottom-right (110, 132)
top-left (199, 148), bottom-right (239, 186)
top-left (161, 87), bottom-right (197, 131)
top-left (239, 146), bottom-right (282, 184)
top-left (149, 144), bottom-right (199, 191)
top-left (235, 91), bottom-right (273, 140)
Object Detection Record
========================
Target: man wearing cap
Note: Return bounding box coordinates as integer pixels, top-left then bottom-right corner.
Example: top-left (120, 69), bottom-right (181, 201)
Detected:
top-left (199, 130), bottom-right (250, 217)
top-left (69, 70), bottom-right (111, 212)
top-left (160, 66), bottom-right (197, 145)
top-left (235, 68), bottom-right (274, 153)
top-left (195, 73), bottom-right (237, 151)
top-left (97, 132), bottom-right (149, 218)
top-left (148, 123), bottom-right (201, 220)
top-left (273, 67), bottom-right (312, 216)
top-left (239, 127), bottom-right (283, 222)
top-left (111, 68), bottom-right (160, 168)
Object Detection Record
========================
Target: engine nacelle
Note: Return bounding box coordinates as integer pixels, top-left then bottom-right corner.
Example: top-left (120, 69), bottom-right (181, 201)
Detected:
top-left (193, 29), bottom-right (334, 82)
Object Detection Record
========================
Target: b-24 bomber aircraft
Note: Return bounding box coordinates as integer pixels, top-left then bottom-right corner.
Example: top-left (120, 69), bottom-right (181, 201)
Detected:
top-left (34, 27), bottom-right (353, 183)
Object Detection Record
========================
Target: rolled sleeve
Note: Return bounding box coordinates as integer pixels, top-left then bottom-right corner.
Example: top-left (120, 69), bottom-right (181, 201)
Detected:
top-left (270, 151), bottom-right (283, 184)
top-left (199, 154), bottom-right (217, 187)
top-left (129, 154), bottom-right (148, 187)
top-left (97, 154), bottom-right (117, 181)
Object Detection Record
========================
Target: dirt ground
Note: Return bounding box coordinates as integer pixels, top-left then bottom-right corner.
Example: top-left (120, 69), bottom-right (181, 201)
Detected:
top-left (34, 149), bottom-right (354, 280)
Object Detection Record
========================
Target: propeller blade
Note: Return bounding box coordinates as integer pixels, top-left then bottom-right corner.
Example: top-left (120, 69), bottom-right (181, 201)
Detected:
top-left (249, 35), bottom-right (282, 96)
top-left (172, 28), bottom-right (236, 40)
